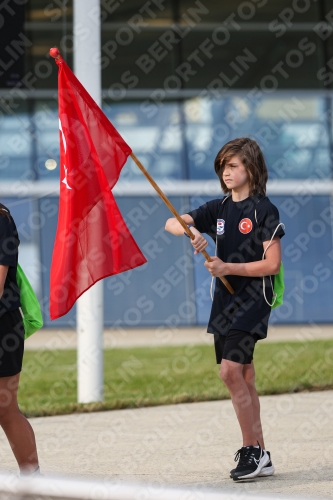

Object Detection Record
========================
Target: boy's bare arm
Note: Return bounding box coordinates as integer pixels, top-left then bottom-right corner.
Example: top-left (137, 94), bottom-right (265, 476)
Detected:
top-left (165, 215), bottom-right (209, 254)
top-left (165, 214), bottom-right (194, 236)
top-left (205, 238), bottom-right (282, 277)
top-left (0, 265), bottom-right (9, 298)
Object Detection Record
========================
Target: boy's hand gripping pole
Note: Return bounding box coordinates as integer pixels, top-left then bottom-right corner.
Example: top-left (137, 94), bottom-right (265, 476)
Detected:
top-left (130, 152), bottom-right (234, 295)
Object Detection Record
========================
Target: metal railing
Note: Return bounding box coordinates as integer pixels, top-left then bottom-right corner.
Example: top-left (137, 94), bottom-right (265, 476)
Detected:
top-left (0, 179), bottom-right (332, 198)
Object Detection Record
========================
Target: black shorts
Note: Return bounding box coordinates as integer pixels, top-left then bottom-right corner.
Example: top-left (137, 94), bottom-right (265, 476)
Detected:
top-left (214, 329), bottom-right (258, 365)
top-left (0, 308), bottom-right (25, 377)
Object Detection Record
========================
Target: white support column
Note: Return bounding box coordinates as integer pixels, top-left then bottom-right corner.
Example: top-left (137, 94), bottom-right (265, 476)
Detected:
top-left (74, 0), bottom-right (104, 403)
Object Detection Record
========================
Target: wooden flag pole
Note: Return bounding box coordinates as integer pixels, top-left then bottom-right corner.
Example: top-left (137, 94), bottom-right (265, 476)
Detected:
top-left (130, 152), bottom-right (234, 295)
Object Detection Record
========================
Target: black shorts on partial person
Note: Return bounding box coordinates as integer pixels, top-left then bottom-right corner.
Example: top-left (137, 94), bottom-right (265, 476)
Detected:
top-left (214, 329), bottom-right (258, 365)
top-left (0, 308), bottom-right (25, 377)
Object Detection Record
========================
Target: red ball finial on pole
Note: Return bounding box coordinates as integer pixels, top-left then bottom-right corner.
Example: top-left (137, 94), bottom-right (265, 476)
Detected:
top-left (50, 47), bottom-right (61, 60)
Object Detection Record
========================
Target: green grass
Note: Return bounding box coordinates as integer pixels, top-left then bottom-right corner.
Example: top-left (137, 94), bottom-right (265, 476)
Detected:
top-left (18, 340), bottom-right (333, 417)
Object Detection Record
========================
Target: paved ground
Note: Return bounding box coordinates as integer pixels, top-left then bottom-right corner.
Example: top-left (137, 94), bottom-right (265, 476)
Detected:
top-left (8, 326), bottom-right (333, 498)
top-left (0, 391), bottom-right (332, 499)
top-left (25, 324), bottom-right (333, 350)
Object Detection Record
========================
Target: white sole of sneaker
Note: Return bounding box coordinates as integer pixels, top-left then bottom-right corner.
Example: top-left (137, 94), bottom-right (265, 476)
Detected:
top-left (258, 465), bottom-right (275, 477)
top-left (233, 451), bottom-right (270, 481)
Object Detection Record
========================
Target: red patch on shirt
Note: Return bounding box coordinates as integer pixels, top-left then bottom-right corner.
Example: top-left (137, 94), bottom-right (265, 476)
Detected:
top-left (238, 218), bottom-right (253, 234)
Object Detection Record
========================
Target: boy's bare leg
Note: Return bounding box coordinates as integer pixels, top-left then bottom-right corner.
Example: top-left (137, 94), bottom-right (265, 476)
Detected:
top-left (243, 362), bottom-right (265, 449)
top-left (220, 359), bottom-right (257, 447)
top-left (0, 374), bottom-right (39, 473)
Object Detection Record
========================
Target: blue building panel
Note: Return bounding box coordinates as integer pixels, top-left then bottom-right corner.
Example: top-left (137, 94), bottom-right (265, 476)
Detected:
top-left (271, 195), bottom-right (333, 324)
top-left (2, 193), bottom-right (332, 327)
top-left (38, 195), bottom-right (197, 328)
top-left (103, 196), bottom-right (196, 327)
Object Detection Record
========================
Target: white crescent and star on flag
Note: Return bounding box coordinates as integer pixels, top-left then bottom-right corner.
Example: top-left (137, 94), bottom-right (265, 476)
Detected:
top-left (59, 118), bottom-right (72, 190)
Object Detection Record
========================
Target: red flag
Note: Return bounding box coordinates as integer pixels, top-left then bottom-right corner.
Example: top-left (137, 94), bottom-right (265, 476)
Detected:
top-left (50, 50), bottom-right (147, 320)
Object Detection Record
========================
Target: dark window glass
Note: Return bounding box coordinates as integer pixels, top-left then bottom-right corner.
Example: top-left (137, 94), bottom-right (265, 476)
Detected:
top-left (24, 29), bottom-right (72, 89)
top-left (185, 96), bottom-right (331, 180)
top-left (0, 99), bottom-right (60, 181)
top-left (181, 32), bottom-right (323, 89)
top-left (24, 1), bottom-right (332, 90)
top-left (179, 0), bottom-right (322, 23)
top-left (33, 100), bottom-right (60, 180)
top-left (26, 0), bottom-right (73, 23)
top-left (0, 3), bottom-right (25, 88)
top-left (2, 95), bottom-right (331, 182)
top-left (101, 30), bottom-right (177, 89)
top-left (101, 0), bottom-right (172, 22)
top-left (103, 101), bottom-right (186, 179)
top-left (0, 101), bottom-right (32, 180)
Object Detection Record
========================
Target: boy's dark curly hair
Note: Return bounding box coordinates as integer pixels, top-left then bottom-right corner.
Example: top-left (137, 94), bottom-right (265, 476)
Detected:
top-left (214, 137), bottom-right (268, 196)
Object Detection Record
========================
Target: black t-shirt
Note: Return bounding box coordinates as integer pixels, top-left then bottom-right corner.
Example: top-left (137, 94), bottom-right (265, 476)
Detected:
top-left (188, 194), bottom-right (285, 338)
top-left (0, 211), bottom-right (21, 318)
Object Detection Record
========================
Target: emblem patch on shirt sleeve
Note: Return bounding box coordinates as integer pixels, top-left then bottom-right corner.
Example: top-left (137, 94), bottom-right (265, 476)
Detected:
top-left (239, 218), bottom-right (253, 234)
top-left (217, 219), bottom-right (225, 235)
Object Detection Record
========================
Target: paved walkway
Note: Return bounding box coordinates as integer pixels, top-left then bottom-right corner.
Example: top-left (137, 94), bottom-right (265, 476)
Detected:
top-left (25, 324), bottom-right (333, 350)
top-left (0, 392), bottom-right (332, 498)
top-left (14, 326), bottom-right (333, 498)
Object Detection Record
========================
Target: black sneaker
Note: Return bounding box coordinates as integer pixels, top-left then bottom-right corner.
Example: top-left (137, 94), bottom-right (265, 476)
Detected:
top-left (258, 451), bottom-right (275, 476)
top-left (230, 444), bottom-right (269, 481)
top-left (230, 449), bottom-right (275, 478)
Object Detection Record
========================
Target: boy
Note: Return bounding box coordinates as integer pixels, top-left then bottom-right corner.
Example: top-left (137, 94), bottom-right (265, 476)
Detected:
top-left (165, 137), bottom-right (284, 481)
